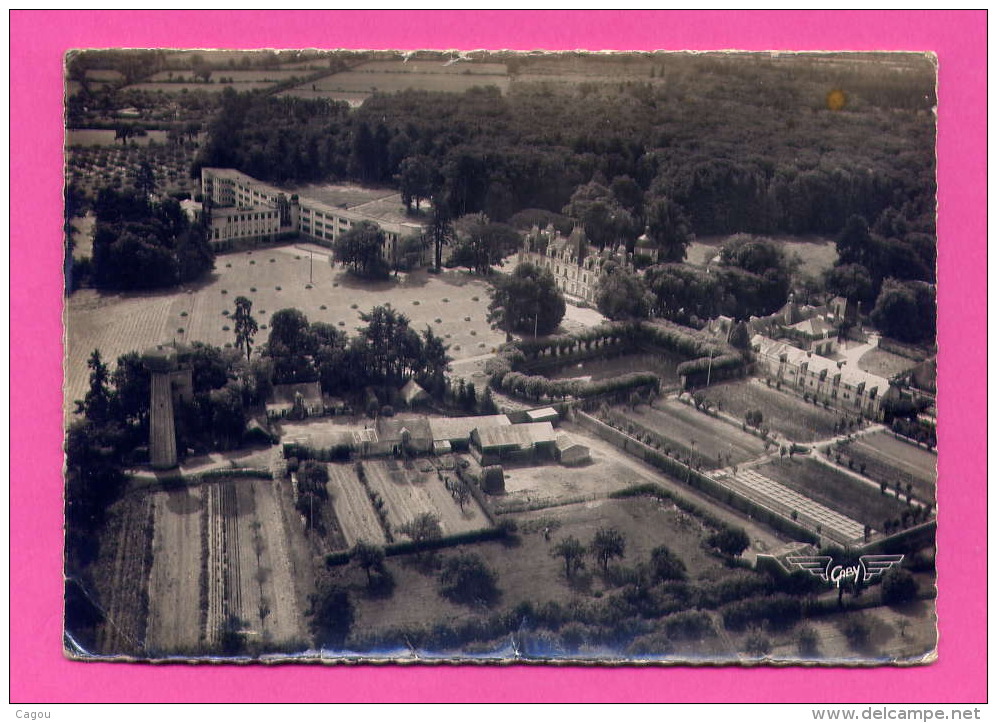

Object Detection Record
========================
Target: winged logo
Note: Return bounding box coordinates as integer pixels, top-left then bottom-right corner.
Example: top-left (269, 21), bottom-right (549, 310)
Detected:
top-left (859, 555), bottom-right (905, 583)
top-left (786, 555), bottom-right (833, 582)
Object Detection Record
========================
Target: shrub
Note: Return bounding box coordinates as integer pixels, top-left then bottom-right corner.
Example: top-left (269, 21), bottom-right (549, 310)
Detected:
top-left (797, 625), bottom-right (820, 657)
top-left (881, 568), bottom-right (919, 606)
top-left (649, 545), bottom-right (687, 582)
top-left (744, 630), bottom-right (772, 657)
top-left (707, 526), bottom-right (751, 557)
top-left (439, 553), bottom-right (500, 606)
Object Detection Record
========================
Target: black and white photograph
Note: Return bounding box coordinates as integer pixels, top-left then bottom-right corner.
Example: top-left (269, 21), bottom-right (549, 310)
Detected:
top-left (63, 47), bottom-right (939, 665)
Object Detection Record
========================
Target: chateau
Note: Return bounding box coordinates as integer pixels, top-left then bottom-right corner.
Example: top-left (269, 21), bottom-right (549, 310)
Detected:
top-left (516, 223), bottom-right (652, 305)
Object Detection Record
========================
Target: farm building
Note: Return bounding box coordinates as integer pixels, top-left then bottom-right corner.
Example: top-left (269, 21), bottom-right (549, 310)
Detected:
top-left (470, 421), bottom-right (556, 465)
top-left (526, 407), bottom-right (559, 424)
top-left (266, 382), bottom-right (327, 419)
top-left (399, 379), bottom-right (430, 408)
top-left (555, 434), bottom-right (591, 466)
top-left (428, 414), bottom-right (511, 451)
top-left (374, 416), bottom-right (434, 455)
top-left (751, 334), bottom-right (898, 420)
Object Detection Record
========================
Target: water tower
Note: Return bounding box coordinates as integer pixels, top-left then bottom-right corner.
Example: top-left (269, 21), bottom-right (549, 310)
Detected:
top-left (141, 344), bottom-right (191, 470)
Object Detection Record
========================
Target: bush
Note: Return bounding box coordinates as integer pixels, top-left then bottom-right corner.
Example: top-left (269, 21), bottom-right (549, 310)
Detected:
top-left (881, 568), bottom-right (919, 606)
top-left (649, 545), bottom-right (687, 582)
top-left (744, 630), bottom-right (772, 657)
top-left (797, 625), bottom-right (820, 657)
top-left (707, 526), bottom-right (751, 557)
top-left (439, 552), bottom-right (500, 606)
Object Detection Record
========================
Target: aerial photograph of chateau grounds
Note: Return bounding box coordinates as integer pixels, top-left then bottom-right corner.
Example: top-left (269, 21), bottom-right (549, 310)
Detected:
top-left (64, 49), bottom-right (938, 664)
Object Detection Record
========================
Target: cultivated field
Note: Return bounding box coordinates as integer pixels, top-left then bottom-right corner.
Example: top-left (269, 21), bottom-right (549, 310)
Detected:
top-left (756, 457), bottom-right (913, 530)
top-left (362, 458), bottom-right (490, 538)
top-left (142, 477), bottom-right (309, 655)
top-left (838, 431), bottom-right (937, 504)
top-left (617, 400), bottom-right (768, 468)
top-left (280, 59), bottom-right (511, 105)
top-left (326, 464), bottom-right (387, 548)
top-left (64, 246), bottom-right (505, 419)
top-left (700, 379), bottom-right (846, 442)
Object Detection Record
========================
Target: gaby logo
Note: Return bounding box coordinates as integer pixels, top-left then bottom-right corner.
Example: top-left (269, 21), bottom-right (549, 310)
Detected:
top-left (786, 554), bottom-right (905, 588)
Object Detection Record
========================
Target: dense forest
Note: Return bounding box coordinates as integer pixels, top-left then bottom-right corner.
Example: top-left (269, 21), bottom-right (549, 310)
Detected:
top-left (193, 53), bottom-right (936, 249)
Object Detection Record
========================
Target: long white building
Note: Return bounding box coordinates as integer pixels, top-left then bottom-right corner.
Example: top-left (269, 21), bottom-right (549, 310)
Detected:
top-left (200, 168), bottom-right (425, 262)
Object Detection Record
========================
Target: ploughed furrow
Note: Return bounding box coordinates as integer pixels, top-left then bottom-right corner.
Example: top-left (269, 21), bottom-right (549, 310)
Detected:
top-left (222, 481), bottom-right (243, 625)
top-left (95, 496), bottom-right (152, 656)
top-left (204, 483), bottom-right (226, 647)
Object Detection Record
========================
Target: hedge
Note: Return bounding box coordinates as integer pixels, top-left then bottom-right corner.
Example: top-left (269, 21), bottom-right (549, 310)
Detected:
top-left (326, 525), bottom-right (507, 567)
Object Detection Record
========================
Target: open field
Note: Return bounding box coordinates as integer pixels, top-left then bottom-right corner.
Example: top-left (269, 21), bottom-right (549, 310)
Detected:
top-left (756, 457), bottom-right (912, 530)
top-left (685, 235), bottom-right (838, 278)
top-left (64, 247), bottom-right (505, 419)
top-left (700, 379), bottom-right (846, 442)
top-left (280, 59), bottom-right (510, 105)
top-left (67, 129), bottom-right (171, 147)
top-left (143, 477), bottom-right (310, 655)
top-left (617, 400), bottom-right (768, 468)
top-left (344, 496), bottom-right (734, 638)
top-left (326, 464), bottom-right (387, 548)
top-left (363, 459), bottom-right (490, 538)
top-left (838, 431), bottom-right (936, 504)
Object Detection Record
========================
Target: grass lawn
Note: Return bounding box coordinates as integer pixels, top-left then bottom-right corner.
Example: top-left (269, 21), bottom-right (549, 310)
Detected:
top-left (757, 457), bottom-right (912, 530)
top-left (64, 248), bottom-right (504, 419)
top-left (701, 380), bottom-right (847, 443)
top-left (336, 496), bottom-right (734, 643)
top-left (857, 348), bottom-right (920, 379)
top-left (839, 431), bottom-right (936, 505)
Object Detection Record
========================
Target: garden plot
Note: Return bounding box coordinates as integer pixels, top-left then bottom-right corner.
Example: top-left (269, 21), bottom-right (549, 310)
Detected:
top-left (145, 485), bottom-right (205, 653)
top-left (362, 458), bottom-right (488, 537)
top-left (839, 431), bottom-right (936, 504)
top-left (700, 379), bottom-right (845, 442)
top-left (616, 400), bottom-right (767, 469)
top-left (143, 478), bottom-right (308, 655)
top-left (326, 464), bottom-right (386, 548)
top-left (756, 458), bottom-right (912, 530)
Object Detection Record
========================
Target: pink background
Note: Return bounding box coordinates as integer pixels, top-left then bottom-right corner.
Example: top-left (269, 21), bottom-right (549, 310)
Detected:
top-left (11, 10), bottom-right (986, 703)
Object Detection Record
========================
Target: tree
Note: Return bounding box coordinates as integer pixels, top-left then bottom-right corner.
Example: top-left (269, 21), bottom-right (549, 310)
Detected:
top-left (334, 220), bottom-right (388, 279)
top-left (232, 296), bottom-right (258, 362)
top-left (881, 568), bottom-right (918, 606)
top-left (427, 198), bottom-right (454, 271)
top-left (590, 527), bottom-right (626, 572)
top-left (552, 536), bottom-right (586, 580)
top-left (134, 160), bottom-right (156, 198)
top-left (649, 544), bottom-right (687, 582)
top-left (595, 263), bottom-right (653, 321)
top-left (644, 195), bottom-right (693, 262)
top-left (438, 552), bottom-right (500, 606)
top-left (396, 154), bottom-right (437, 212)
top-left (488, 262), bottom-right (566, 337)
top-left (399, 512), bottom-right (442, 545)
top-left (351, 540), bottom-right (386, 587)
top-left (870, 278), bottom-right (936, 344)
top-left (824, 263), bottom-right (875, 304)
top-left (451, 217), bottom-right (516, 275)
top-left (708, 526), bottom-right (751, 557)
top-left (76, 350), bottom-right (113, 426)
top-left (562, 180), bottom-right (636, 249)
top-left (309, 583), bottom-right (354, 649)
top-left (452, 478), bottom-right (472, 513)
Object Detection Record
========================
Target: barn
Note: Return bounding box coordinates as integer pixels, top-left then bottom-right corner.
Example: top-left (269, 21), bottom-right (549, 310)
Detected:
top-left (470, 422), bottom-right (556, 466)
top-left (555, 434), bottom-right (591, 466)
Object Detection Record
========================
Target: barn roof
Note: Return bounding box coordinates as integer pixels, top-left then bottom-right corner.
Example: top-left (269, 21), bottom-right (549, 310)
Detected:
top-left (429, 414), bottom-right (511, 443)
top-left (474, 421), bottom-right (556, 450)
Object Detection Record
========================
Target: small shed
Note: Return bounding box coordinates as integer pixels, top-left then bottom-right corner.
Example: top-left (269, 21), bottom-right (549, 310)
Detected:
top-left (400, 379), bottom-right (430, 408)
top-left (555, 434), bottom-right (591, 466)
top-left (433, 439), bottom-right (453, 455)
top-left (526, 407), bottom-right (560, 425)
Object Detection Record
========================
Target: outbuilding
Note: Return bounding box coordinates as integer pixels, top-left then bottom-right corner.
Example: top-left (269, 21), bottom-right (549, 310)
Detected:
top-left (555, 434), bottom-right (591, 466)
